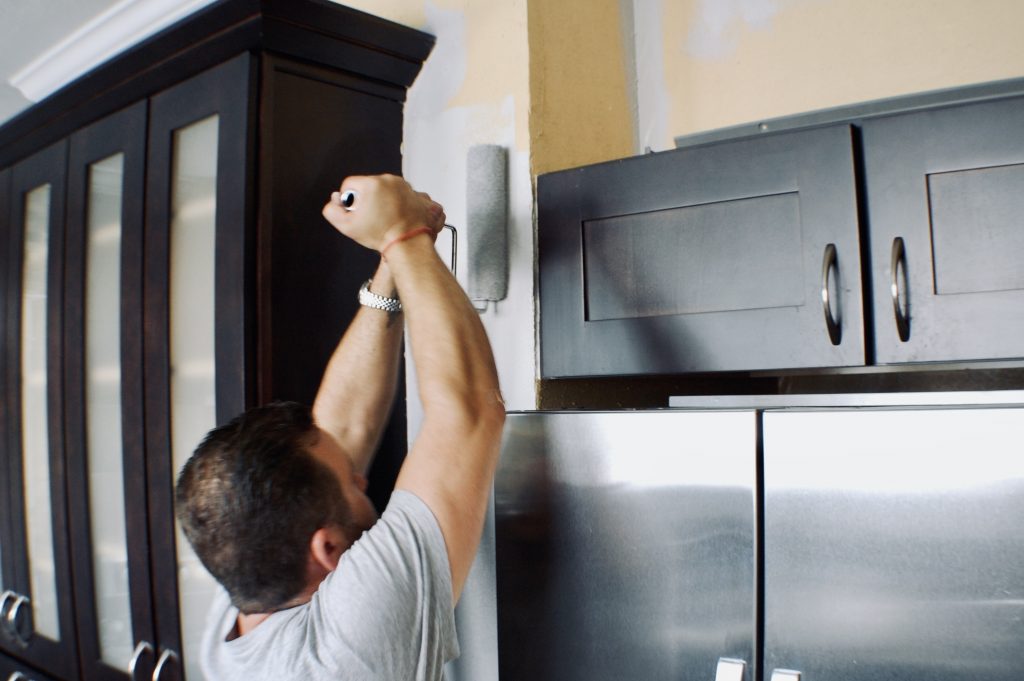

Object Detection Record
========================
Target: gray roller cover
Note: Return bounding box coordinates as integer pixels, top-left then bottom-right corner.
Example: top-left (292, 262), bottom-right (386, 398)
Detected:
top-left (467, 144), bottom-right (508, 302)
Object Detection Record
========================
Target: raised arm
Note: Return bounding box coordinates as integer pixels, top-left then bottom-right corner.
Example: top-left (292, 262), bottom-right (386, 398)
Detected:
top-left (322, 175), bottom-right (505, 602)
top-left (311, 261), bottom-right (404, 475)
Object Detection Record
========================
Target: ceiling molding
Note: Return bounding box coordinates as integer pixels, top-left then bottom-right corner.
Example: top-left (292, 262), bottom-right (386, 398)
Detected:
top-left (9, 0), bottom-right (217, 102)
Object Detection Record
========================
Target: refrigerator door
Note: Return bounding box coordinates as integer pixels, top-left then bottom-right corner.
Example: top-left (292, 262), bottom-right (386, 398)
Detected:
top-left (495, 411), bottom-right (758, 681)
top-left (764, 407), bottom-right (1024, 680)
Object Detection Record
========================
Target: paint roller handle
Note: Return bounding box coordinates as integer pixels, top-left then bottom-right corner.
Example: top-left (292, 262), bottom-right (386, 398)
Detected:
top-left (443, 224), bottom-right (457, 277)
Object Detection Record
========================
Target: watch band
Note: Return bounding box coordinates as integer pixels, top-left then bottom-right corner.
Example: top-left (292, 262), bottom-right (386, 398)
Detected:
top-left (358, 279), bottom-right (402, 313)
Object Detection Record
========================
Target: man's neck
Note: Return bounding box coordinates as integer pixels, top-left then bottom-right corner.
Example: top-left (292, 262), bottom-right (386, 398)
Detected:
top-left (235, 611), bottom-right (272, 637)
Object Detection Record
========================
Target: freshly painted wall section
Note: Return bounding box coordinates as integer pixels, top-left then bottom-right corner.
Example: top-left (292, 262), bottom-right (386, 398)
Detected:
top-left (654, 0), bottom-right (1024, 144)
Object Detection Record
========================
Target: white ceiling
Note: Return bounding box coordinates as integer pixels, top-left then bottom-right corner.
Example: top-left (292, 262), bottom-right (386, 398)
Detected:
top-left (0, 0), bottom-right (122, 125)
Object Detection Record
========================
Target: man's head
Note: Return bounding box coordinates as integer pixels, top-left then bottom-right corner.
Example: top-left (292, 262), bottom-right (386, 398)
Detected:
top-left (175, 401), bottom-right (360, 614)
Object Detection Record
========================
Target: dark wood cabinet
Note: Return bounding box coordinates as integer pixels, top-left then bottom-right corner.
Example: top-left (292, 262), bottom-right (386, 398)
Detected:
top-left (539, 91), bottom-right (1024, 379)
top-left (3, 140), bottom-right (79, 680)
top-left (0, 2), bottom-right (432, 679)
top-left (539, 124), bottom-right (864, 377)
top-left (862, 96), bottom-right (1024, 364)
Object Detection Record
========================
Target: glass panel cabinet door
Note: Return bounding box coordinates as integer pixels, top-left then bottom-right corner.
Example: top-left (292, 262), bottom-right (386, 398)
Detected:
top-left (64, 101), bottom-right (155, 681)
top-left (145, 54), bottom-right (252, 681)
top-left (2, 141), bottom-right (78, 680)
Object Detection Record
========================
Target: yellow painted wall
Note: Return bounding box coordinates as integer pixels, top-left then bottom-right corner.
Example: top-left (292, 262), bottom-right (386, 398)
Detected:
top-left (339, 0), bottom-right (530, 150)
top-left (527, 0), bottom-right (635, 174)
top-left (662, 0), bottom-right (1024, 142)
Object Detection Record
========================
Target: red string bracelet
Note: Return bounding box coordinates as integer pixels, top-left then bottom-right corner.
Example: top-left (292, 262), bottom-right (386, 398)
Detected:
top-left (381, 226), bottom-right (433, 260)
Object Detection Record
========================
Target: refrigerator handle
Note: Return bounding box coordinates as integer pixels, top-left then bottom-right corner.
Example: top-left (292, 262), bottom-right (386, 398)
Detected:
top-left (715, 658), bottom-right (746, 681)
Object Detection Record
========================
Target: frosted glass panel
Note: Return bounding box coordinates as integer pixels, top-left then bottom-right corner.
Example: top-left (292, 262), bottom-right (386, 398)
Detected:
top-left (20, 183), bottom-right (60, 641)
top-left (84, 153), bottom-right (134, 669)
top-left (169, 115), bottom-right (219, 681)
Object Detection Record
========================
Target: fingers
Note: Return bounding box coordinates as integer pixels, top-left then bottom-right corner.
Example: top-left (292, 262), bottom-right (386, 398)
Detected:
top-left (322, 174), bottom-right (446, 250)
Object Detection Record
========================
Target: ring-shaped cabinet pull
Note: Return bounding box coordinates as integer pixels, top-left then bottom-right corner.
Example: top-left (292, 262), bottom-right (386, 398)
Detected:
top-left (152, 649), bottom-right (180, 681)
top-left (129, 641), bottom-right (156, 680)
top-left (5, 594), bottom-right (31, 646)
top-left (0, 590), bottom-right (16, 638)
top-left (890, 236), bottom-right (910, 342)
top-left (821, 243), bottom-right (841, 345)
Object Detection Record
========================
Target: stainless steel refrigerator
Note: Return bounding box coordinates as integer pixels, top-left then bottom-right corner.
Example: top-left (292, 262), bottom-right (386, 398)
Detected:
top-left (467, 394), bottom-right (1024, 681)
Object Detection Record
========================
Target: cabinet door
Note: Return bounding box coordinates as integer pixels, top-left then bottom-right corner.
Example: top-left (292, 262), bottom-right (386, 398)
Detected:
top-left (143, 54), bottom-right (253, 681)
top-left (1, 650), bottom-right (61, 681)
top-left (1, 167), bottom-right (12, 624)
top-left (763, 407), bottom-right (1024, 680)
top-left (538, 125), bottom-right (864, 377)
top-left (2, 142), bottom-right (79, 679)
top-left (496, 411), bottom-right (758, 681)
top-left (863, 96), bottom-right (1024, 363)
top-left (63, 102), bottom-right (155, 681)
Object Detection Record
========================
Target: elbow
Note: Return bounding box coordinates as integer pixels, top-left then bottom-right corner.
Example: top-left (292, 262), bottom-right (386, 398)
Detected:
top-left (426, 388), bottom-right (506, 442)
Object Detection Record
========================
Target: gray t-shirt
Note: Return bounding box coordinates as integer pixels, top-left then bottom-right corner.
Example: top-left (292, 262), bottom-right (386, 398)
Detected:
top-left (200, 490), bottom-right (459, 680)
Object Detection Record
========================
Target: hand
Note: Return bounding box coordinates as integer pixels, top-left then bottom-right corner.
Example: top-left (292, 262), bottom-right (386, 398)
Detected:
top-left (321, 174), bottom-right (445, 251)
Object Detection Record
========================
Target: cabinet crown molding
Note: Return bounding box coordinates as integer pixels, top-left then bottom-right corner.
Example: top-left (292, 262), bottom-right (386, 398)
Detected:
top-left (9, 0), bottom-right (218, 102)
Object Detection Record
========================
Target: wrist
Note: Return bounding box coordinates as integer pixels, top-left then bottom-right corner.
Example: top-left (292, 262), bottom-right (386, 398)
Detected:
top-left (381, 226), bottom-right (433, 260)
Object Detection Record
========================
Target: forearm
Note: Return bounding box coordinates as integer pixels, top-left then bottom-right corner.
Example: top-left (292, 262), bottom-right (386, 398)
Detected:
top-left (312, 261), bottom-right (404, 474)
top-left (385, 237), bottom-right (501, 422)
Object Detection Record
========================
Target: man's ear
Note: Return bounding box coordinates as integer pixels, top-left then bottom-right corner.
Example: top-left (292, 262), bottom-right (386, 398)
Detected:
top-left (309, 526), bottom-right (348, 572)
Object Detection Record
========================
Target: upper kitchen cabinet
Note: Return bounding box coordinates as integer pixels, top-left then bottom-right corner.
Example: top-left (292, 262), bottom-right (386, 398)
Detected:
top-left (862, 96), bottom-right (1024, 364)
top-left (0, 2), bottom-right (432, 679)
top-left (538, 124), bottom-right (864, 377)
top-left (539, 86), bottom-right (1024, 379)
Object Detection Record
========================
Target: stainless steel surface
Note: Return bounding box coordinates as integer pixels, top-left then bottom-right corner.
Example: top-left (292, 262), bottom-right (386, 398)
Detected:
top-left (669, 390), bottom-right (1024, 409)
top-left (821, 243), bottom-right (841, 345)
top-left (763, 407), bottom-right (1024, 680)
top-left (129, 640), bottom-right (154, 678)
top-left (769, 670), bottom-right (802, 681)
top-left (715, 658), bottom-right (747, 681)
top-left (495, 411), bottom-right (758, 681)
top-left (673, 77), bottom-right (1024, 149)
top-left (890, 236), bottom-right (910, 341)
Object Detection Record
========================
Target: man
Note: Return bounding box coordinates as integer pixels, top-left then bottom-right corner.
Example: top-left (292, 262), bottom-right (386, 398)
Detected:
top-left (175, 174), bottom-right (506, 680)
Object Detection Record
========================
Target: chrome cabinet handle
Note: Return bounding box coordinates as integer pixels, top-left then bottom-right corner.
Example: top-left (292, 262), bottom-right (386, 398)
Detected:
top-left (152, 649), bottom-right (180, 681)
top-left (890, 236), bottom-right (910, 341)
top-left (5, 594), bottom-right (31, 645)
top-left (8, 672), bottom-right (30, 681)
top-left (821, 243), bottom-right (841, 345)
top-left (715, 657), bottom-right (747, 681)
top-left (129, 640), bottom-right (156, 680)
top-left (0, 591), bottom-right (15, 638)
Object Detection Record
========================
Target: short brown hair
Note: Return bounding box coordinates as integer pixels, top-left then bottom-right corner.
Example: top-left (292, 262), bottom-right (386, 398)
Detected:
top-left (175, 401), bottom-right (352, 613)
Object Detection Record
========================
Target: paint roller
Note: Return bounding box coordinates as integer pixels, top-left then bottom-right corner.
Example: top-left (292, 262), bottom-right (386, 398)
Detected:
top-left (466, 144), bottom-right (508, 312)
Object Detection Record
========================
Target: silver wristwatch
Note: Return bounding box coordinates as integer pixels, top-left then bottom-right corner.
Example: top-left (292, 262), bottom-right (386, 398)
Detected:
top-left (358, 279), bottom-right (402, 313)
